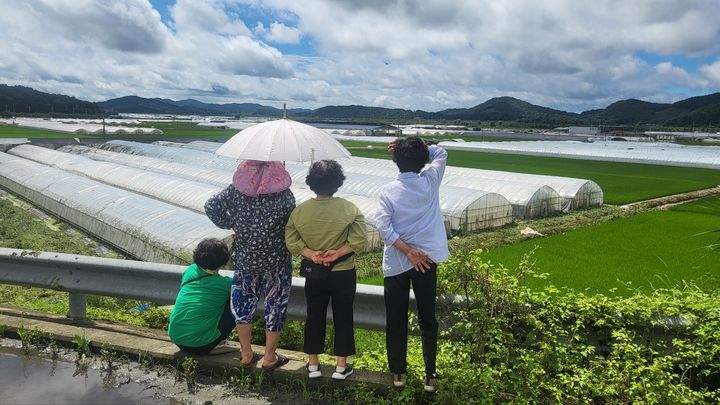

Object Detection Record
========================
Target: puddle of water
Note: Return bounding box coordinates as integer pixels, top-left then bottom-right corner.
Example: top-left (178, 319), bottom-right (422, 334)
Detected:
top-left (0, 351), bottom-right (178, 405)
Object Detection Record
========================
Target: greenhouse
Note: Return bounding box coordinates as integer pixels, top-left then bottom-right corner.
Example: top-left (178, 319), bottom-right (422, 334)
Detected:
top-left (60, 145), bottom-right (383, 251)
top-left (442, 175), bottom-right (563, 219)
top-left (9, 145), bottom-right (222, 214)
top-left (0, 118), bottom-right (163, 135)
top-left (0, 151), bottom-right (232, 264)
top-left (442, 167), bottom-right (603, 210)
top-left (83, 141), bottom-right (515, 233)
top-left (348, 156), bottom-right (603, 210)
top-left (438, 140), bottom-right (720, 170)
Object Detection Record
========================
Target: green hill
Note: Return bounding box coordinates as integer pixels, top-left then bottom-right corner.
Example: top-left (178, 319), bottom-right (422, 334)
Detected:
top-left (0, 84), bottom-right (103, 116)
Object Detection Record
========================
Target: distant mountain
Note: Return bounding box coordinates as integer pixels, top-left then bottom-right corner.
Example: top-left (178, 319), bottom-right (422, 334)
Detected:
top-left (300, 105), bottom-right (433, 120)
top-left (97, 92), bottom-right (720, 127)
top-left (3, 84), bottom-right (719, 127)
top-left (100, 96), bottom-right (310, 116)
top-left (436, 96), bottom-right (582, 124)
top-left (581, 93), bottom-right (720, 126)
top-left (0, 84), bottom-right (102, 116)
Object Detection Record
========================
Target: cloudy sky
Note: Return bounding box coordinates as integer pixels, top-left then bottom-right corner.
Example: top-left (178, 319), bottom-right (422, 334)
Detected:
top-left (1, 0), bottom-right (719, 112)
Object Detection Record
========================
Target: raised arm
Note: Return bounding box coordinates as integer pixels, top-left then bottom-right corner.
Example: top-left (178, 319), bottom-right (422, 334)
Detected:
top-left (421, 145), bottom-right (448, 189)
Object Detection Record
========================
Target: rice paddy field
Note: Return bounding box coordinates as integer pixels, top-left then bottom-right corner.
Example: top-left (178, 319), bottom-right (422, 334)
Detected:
top-left (479, 195), bottom-right (720, 295)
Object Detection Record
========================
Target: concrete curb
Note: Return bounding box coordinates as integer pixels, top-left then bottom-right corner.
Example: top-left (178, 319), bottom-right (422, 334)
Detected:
top-left (0, 306), bottom-right (391, 391)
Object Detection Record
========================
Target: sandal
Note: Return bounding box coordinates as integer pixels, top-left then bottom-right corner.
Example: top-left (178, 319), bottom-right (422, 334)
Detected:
top-left (262, 353), bottom-right (289, 371)
top-left (240, 352), bottom-right (262, 366)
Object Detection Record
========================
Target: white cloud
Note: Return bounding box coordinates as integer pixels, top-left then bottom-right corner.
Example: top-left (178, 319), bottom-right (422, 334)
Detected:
top-left (700, 60), bottom-right (720, 84)
top-left (264, 22), bottom-right (302, 44)
top-left (0, 0), bottom-right (718, 112)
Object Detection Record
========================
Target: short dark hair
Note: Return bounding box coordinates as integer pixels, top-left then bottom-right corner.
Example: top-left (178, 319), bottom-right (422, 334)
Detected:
top-left (193, 238), bottom-right (230, 270)
top-left (305, 160), bottom-right (346, 196)
top-left (393, 137), bottom-right (429, 173)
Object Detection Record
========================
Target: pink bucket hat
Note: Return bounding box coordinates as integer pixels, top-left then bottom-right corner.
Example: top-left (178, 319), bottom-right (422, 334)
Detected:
top-left (233, 160), bottom-right (291, 197)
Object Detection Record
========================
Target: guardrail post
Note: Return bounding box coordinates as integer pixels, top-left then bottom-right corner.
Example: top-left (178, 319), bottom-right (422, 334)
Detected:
top-left (68, 293), bottom-right (87, 319)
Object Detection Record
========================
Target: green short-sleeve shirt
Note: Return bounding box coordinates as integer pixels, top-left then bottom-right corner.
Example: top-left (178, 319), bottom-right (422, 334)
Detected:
top-left (168, 263), bottom-right (232, 347)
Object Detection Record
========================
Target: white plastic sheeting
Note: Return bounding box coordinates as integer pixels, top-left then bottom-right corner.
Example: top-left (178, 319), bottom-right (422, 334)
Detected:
top-left (0, 152), bottom-right (232, 264)
top-left (323, 158), bottom-right (564, 218)
top-left (349, 157), bottom-right (603, 210)
top-left (9, 145), bottom-right (221, 214)
top-left (86, 141), bottom-right (514, 233)
top-left (442, 176), bottom-right (562, 219)
top-left (0, 118), bottom-right (163, 135)
top-left (438, 140), bottom-right (720, 170)
top-left (60, 145), bottom-right (382, 250)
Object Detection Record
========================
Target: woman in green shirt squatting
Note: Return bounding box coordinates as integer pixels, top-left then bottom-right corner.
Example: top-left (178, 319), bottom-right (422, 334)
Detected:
top-left (168, 238), bottom-right (235, 355)
top-left (285, 160), bottom-right (367, 380)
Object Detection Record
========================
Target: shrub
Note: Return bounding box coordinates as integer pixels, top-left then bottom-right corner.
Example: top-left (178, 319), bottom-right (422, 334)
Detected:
top-left (425, 248), bottom-right (720, 403)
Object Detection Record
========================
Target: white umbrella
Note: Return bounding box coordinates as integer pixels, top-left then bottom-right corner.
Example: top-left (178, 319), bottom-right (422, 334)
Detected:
top-left (215, 118), bottom-right (352, 162)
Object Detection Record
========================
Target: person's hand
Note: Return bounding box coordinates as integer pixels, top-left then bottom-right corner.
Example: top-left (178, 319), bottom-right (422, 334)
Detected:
top-left (320, 249), bottom-right (340, 266)
top-left (388, 140), bottom-right (398, 153)
top-left (406, 249), bottom-right (432, 272)
top-left (310, 251), bottom-right (326, 265)
top-left (302, 249), bottom-right (326, 264)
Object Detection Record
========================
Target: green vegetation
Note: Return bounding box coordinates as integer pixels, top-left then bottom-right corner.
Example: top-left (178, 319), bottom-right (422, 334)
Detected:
top-left (481, 195), bottom-right (720, 295)
top-left (344, 141), bottom-right (720, 204)
top-left (0, 84), bottom-right (102, 116)
top-left (138, 121), bottom-right (236, 138)
top-left (423, 249), bottom-right (720, 403)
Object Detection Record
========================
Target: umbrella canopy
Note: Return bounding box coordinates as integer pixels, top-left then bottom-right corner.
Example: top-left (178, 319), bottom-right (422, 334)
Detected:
top-left (215, 119), bottom-right (352, 162)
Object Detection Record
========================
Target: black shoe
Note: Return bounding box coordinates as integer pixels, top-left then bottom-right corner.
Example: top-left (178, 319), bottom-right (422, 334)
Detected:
top-left (331, 364), bottom-right (354, 380)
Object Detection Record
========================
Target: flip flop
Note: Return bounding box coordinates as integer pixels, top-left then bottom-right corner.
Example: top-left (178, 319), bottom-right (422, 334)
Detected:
top-left (240, 352), bottom-right (262, 366)
top-left (262, 353), bottom-right (289, 371)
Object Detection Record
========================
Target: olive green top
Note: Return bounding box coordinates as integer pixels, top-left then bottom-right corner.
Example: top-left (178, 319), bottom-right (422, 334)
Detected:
top-left (285, 197), bottom-right (367, 271)
top-left (168, 263), bottom-right (232, 347)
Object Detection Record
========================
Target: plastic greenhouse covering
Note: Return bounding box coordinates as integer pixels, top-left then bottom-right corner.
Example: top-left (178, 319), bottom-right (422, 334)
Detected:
top-left (58, 145), bottom-right (382, 250)
top-left (438, 140), bottom-right (720, 170)
top-left (80, 141), bottom-right (515, 233)
top-left (0, 151), bottom-right (232, 264)
top-left (320, 158), bottom-right (564, 218)
top-left (0, 118), bottom-right (163, 135)
top-left (9, 145), bottom-right (222, 214)
top-left (349, 157), bottom-right (603, 210)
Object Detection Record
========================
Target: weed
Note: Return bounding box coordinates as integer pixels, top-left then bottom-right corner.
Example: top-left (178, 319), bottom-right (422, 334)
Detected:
top-left (181, 356), bottom-right (198, 392)
top-left (71, 334), bottom-right (91, 357)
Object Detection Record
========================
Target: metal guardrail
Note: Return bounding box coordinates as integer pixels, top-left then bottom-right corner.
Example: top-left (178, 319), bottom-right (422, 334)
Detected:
top-left (0, 248), bottom-right (413, 330)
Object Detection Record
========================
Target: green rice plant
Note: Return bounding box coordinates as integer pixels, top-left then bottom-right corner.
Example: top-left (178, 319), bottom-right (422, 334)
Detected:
top-left (481, 195), bottom-right (720, 295)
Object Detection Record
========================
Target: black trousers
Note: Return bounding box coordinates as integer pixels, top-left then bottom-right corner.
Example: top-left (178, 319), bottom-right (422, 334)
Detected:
top-left (177, 300), bottom-right (235, 355)
top-left (304, 269), bottom-right (356, 356)
top-left (384, 264), bottom-right (438, 375)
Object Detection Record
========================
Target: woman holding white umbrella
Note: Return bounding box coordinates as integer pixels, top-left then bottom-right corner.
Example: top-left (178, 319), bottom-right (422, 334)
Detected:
top-left (209, 114), bottom-right (352, 370)
top-left (205, 160), bottom-right (295, 370)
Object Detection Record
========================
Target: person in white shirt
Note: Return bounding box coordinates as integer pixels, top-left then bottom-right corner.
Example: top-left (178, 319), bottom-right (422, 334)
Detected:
top-left (371, 137), bottom-right (449, 393)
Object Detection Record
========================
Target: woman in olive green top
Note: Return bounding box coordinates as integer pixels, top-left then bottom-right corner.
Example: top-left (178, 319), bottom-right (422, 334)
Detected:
top-left (168, 238), bottom-right (234, 355)
top-left (285, 160), bottom-right (367, 380)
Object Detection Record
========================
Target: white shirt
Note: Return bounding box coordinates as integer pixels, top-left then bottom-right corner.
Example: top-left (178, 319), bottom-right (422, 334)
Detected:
top-left (371, 145), bottom-right (450, 277)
